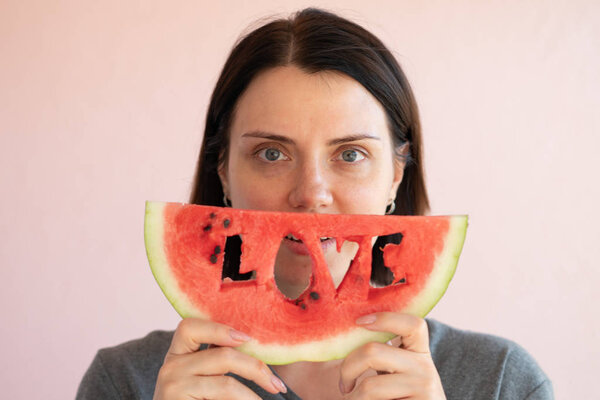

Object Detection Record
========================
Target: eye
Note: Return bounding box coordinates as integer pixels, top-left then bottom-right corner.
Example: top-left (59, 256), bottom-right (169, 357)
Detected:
top-left (338, 149), bottom-right (365, 163)
top-left (256, 147), bottom-right (289, 162)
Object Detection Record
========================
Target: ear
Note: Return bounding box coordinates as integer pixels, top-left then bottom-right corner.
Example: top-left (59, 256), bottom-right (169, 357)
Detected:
top-left (389, 143), bottom-right (409, 201)
top-left (217, 161), bottom-right (229, 198)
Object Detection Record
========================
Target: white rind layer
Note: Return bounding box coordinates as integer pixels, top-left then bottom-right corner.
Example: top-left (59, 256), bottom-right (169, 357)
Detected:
top-left (144, 201), bottom-right (468, 364)
top-left (238, 328), bottom-right (395, 365)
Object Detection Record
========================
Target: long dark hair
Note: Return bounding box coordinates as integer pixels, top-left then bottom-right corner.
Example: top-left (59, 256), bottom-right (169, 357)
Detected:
top-left (189, 8), bottom-right (429, 285)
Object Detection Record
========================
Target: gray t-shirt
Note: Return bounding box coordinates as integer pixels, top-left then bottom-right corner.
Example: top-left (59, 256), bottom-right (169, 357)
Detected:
top-left (76, 319), bottom-right (553, 399)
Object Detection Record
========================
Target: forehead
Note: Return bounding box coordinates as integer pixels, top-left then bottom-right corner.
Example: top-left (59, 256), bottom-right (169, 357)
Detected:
top-left (230, 65), bottom-right (389, 141)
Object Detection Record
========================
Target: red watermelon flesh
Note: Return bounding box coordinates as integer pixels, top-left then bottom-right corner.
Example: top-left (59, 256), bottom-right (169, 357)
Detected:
top-left (144, 202), bottom-right (467, 364)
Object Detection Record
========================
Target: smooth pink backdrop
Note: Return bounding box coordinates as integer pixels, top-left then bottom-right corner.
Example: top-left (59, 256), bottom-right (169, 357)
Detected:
top-left (1, 1), bottom-right (598, 399)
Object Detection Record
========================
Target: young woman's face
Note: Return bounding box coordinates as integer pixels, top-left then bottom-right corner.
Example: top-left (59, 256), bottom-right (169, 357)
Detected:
top-left (219, 66), bottom-right (405, 298)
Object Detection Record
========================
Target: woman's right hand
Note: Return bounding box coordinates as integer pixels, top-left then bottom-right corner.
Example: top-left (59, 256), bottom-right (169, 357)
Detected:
top-left (153, 318), bottom-right (287, 399)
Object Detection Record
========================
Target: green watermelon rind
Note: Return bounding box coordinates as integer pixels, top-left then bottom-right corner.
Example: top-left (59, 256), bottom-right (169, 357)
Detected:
top-left (144, 201), bottom-right (468, 364)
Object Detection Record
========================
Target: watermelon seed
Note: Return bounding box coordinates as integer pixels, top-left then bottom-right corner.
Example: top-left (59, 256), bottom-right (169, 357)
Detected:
top-left (210, 254), bottom-right (217, 264)
top-left (309, 291), bottom-right (319, 300)
top-left (223, 219), bottom-right (231, 228)
top-left (294, 299), bottom-right (307, 309)
top-left (214, 245), bottom-right (221, 255)
top-left (398, 278), bottom-right (406, 284)
top-left (203, 224), bottom-right (212, 232)
top-left (209, 212), bottom-right (216, 219)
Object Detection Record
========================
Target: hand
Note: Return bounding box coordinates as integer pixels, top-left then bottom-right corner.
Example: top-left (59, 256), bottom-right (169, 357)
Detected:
top-left (153, 318), bottom-right (287, 399)
top-left (338, 313), bottom-right (445, 399)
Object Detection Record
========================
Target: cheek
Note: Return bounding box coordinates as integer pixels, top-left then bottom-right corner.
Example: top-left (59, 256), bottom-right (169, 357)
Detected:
top-left (334, 171), bottom-right (394, 214)
top-left (224, 152), bottom-right (286, 210)
top-left (343, 187), bottom-right (388, 214)
top-left (229, 174), bottom-right (289, 210)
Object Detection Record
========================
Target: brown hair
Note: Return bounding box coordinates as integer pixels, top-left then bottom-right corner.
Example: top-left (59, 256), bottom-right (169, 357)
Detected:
top-left (189, 8), bottom-right (429, 285)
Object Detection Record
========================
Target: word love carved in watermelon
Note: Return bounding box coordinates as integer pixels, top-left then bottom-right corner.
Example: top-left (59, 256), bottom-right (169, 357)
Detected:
top-left (145, 202), bottom-right (468, 364)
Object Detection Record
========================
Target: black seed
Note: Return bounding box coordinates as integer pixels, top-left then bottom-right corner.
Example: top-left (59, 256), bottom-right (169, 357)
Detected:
top-left (214, 245), bottom-right (221, 255)
top-left (398, 278), bottom-right (406, 284)
top-left (209, 212), bottom-right (216, 219)
top-left (300, 303), bottom-right (306, 310)
top-left (223, 219), bottom-right (231, 228)
top-left (203, 224), bottom-right (212, 232)
top-left (210, 254), bottom-right (217, 264)
top-left (309, 291), bottom-right (320, 300)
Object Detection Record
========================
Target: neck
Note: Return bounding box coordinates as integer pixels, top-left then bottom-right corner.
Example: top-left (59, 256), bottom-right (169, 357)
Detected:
top-left (271, 360), bottom-right (344, 400)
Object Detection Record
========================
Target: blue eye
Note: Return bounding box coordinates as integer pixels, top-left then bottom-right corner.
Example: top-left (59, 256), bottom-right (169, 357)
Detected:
top-left (340, 149), bottom-right (365, 162)
top-left (265, 148), bottom-right (280, 161)
top-left (257, 147), bottom-right (288, 162)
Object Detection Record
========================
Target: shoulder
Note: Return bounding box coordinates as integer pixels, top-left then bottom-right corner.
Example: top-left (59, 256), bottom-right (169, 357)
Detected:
top-left (427, 318), bottom-right (534, 362)
top-left (426, 319), bottom-right (553, 400)
top-left (95, 330), bottom-right (174, 365)
top-left (77, 330), bottom-right (174, 400)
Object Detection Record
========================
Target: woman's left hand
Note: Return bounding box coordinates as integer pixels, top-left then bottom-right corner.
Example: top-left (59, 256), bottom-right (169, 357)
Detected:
top-left (338, 313), bottom-right (446, 399)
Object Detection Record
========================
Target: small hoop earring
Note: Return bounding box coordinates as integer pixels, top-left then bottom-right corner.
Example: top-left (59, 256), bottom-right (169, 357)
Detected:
top-left (385, 199), bottom-right (396, 215)
top-left (223, 194), bottom-right (231, 207)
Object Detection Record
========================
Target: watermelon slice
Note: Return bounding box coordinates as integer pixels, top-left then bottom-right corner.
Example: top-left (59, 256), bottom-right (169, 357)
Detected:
top-left (144, 201), bottom-right (467, 364)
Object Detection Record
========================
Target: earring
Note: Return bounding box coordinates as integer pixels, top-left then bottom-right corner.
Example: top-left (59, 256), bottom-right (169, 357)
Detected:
top-left (385, 199), bottom-right (396, 215)
top-left (223, 194), bottom-right (231, 207)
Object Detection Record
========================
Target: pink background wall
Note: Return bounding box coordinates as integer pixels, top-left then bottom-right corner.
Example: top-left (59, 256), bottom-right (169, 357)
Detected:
top-left (1, 1), bottom-right (598, 398)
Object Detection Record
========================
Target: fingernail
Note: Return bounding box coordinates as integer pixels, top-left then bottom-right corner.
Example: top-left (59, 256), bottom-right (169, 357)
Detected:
top-left (355, 314), bottom-right (377, 325)
top-left (229, 329), bottom-right (251, 342)
top-left (339, 380), bottom-right (347, 394)
top-left (271, 376), bottom-right (287, 393)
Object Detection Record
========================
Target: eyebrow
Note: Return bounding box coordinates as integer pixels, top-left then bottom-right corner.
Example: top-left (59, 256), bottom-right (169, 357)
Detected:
top-left (241, 131), bottom-right (381, 146)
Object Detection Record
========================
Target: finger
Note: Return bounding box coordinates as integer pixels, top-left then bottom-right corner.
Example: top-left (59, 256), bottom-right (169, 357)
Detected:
top-left (386, 335), bottom-right (403, 348)
top-left (339, 342), bottom-right (420, 394)
top-left (343, 373), bottom-right (414, 400)
top-left (169, 346), bottom-right (286, 394)
top-left (168, 318), bottom-right (251, 355)
top-left (177, 375), bottom-right (263, 400)
top-left (355, 313), bottom-right (430, 353)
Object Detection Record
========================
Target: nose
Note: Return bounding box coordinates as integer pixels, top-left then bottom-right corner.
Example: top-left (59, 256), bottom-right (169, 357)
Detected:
top-left (288, 159), bottom-right (333, 212)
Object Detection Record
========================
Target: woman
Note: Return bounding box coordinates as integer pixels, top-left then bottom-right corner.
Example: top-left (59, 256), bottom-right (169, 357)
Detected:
top-left (77, 8), bottom-right (552, 400)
